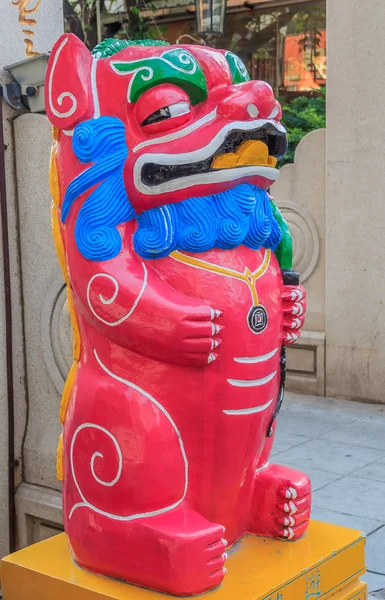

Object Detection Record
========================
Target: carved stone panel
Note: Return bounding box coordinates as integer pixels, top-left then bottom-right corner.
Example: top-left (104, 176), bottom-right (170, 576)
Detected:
top-left (41, 274), bottom-right (72, 396)
top-left (277, 200), bottom-right (320, 283)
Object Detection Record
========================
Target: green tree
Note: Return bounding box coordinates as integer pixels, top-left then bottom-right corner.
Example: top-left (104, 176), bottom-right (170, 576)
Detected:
top-left (63, 0), bottom-right (161, 50)
top-left (280, 89), bottom-right (326, 165)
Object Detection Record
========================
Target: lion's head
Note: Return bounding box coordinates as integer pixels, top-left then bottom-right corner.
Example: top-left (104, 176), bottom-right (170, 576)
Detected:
top-left (46, 35), bottom-right (287, 261)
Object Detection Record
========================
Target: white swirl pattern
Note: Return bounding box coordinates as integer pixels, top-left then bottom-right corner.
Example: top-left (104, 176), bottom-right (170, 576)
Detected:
top-left (126, 66), bottom-right (154, 103)
top-left (234, 55), bottom-right (248, 78)
top-left (111, 49), bottom-right (199, 103)
top-left (68, 349), bottom-right (189, 521)
top-left (48, 37), bottom-right (78, 119)
top-left (162, 50), bottom-right (197, 74)
top-left (86, 263), bottom-right (148, 326)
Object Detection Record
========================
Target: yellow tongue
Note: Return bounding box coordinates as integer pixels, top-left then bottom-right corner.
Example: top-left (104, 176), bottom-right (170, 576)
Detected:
top-left (211, 140), bottom-right (277, 169)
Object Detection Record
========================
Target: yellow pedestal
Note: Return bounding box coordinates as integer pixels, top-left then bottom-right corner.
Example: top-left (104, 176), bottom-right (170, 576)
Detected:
top-left (1, 521), bottom-right (367, 600)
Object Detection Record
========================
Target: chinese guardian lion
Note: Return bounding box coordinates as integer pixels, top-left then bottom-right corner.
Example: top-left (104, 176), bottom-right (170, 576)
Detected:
top-left (45, 34), bottom-right (311, 596)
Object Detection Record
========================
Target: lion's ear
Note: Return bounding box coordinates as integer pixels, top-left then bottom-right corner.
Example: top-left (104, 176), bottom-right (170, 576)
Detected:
top-left (45, 34), bottom-right (94, 130)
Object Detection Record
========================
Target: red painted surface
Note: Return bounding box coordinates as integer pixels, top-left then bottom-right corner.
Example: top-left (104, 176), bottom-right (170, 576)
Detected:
top-left (45, 34), bottom-right (310, 596)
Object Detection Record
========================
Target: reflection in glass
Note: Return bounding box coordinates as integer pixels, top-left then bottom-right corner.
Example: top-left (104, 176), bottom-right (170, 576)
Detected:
top-left (197, 0), bottom-right (227, 37)
top-left (234, 1), bottom-right (326, 98)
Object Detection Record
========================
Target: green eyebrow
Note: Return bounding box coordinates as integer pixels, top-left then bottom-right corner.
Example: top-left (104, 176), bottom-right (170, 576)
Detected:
top-left (225, 52), bottom-right (250, 84)
top-left (111, 49), bottom-right (208, 105)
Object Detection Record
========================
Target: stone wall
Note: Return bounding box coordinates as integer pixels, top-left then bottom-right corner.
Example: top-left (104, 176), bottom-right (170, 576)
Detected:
top-left (0, 0), bottom-right (63, 556)
top-left (13, 114), bottom-right (64, 548)
top-left (2, 1), bottom-right (63, 66)
top-left (0, 103), bottom-right (27, 558)
top-left (14, 115), bottom-right (63, 492)
top-left (326, 0), bottom-right (385, 402)
top-left (271, 129), bottom-right (326, 396)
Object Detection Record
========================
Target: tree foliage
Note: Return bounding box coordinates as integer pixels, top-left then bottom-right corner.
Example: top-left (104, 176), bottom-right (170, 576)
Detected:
top-left (63, 0), bottom-right (158, 50)
top-left (280, 89), bottom-right (326, 165)
top-left (293, 6), bottom-right (326, 54)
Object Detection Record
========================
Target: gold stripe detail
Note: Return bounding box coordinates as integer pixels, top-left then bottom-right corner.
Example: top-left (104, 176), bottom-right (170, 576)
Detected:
top-left (49, 129), bottom-right (81, 479)
top-left (49, 133), bottom-right (68, 285)
top-left (59, 361), bottom-right (78, 425)
top-left (66, 286), bottom-right (80, 362)
top-left (56, 434), bottom-right (63, 481)
top-left (170, 249), bottom-right (271, 307)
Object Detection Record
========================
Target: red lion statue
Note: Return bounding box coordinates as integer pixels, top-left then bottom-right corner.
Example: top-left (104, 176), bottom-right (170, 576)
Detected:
top-left (46, 34), bottom-right (310, 596)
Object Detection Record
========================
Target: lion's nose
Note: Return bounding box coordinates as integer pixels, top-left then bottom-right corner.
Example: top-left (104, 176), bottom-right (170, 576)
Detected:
top-left (217, 80), bottom-right (282, 121)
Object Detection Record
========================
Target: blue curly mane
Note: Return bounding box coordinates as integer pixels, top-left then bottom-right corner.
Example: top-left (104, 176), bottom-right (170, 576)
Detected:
top-left (62, 116), bottom-right (282, 262)
top-left (134, 184), bottom-right (282, 259)
top-left (61, 117), bottom-right (134, 261)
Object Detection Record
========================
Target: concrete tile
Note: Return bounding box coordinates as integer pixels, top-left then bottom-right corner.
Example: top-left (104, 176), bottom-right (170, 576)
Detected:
top-left (354, 457), bottom-right (385, 483)
top-left (304, 468), bottom-right (342, 491)
top-left (271, 432), bottom-right (310, 456)
top-left (320, 416), bottom-right (385, 451)
top-left (274, 460), bottom-right (342, 491)
top-left (363, 571), bottom-right (385, 594)
top-left (285, 393), bottom-right (385, 419)
top-left (365, 526), bottom-right (385, 575)
top-left (273, 439), bottom-right (385, 475)
top-left (310, 505), bottom-right (384, 535)
top-left (275, 405), bottom-right (359, 438)
top-left (370, 591), bottom-right (385, 600)
top-left (313, 476), bottom-right (385, 520)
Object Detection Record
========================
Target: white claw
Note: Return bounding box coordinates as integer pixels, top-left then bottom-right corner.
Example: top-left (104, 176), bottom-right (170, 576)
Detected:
top-left (283, 501), bottom-right (297, 515)
top-left (211, 339), bottom-right (220, 349)
top-left (289, 516), bottom-right (295, 526)
top-left (223, 552), bottom-right (228, 560)
top-left (290, 289), bottom-right (303, 301)
top-left (292, 303), bottom-right (304, 316)
top-left (211, 323), bottom-right (221, 335)
top-left (208, 353), bottom-right (217, 363)
top-left (289, 501), bottom-right (297, 515)
top-left (223, 567), bottom-right (228, 575)
top-left (291, 318), bottom-right (301, 329)
top-left (287, 527), bottom-right (295, 540)
top-left (222, 538), bottom-right (228, 546)
top-left (284, 518), bottom-right (290, 526)
top-left (285, 332), bottom-right (299, 343)
top-left (283, 528), bottom-right (289, 538)
top-left (210, 308), bottom-right (215, 320)
top-left (215, 309), bottom-right (222, 318)
top-left (285, 487), bottom-right (298, 500)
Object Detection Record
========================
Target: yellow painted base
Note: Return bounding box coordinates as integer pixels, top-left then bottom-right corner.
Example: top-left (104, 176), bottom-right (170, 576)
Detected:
top-left (1, 521), bottom-right (367, 600)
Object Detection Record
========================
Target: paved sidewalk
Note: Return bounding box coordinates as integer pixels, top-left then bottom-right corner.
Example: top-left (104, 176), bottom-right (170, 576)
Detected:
top-left (275, 392), bottom-right (385, 598)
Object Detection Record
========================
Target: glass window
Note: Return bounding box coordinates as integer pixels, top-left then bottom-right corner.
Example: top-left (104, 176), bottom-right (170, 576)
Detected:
top-left (160, 0), bottom-right (326, 99)
top-left (232, 1), bottom-right (326, 98)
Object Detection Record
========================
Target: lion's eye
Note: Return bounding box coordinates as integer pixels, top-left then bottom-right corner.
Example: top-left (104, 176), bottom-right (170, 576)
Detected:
top-left (141, 102), bottom-right (190, 127)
